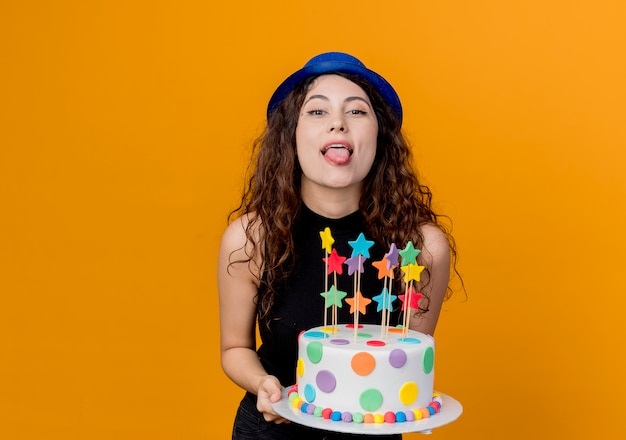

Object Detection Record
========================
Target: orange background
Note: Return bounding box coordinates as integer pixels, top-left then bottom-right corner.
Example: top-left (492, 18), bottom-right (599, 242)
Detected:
top-left (1, 1), bottom-right (625, 439)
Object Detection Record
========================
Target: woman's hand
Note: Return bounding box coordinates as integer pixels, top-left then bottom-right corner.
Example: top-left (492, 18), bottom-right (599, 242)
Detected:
top-left (256, 375), bottom-right (290, 424)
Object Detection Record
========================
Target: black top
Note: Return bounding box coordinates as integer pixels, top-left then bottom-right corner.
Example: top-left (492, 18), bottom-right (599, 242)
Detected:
top-left (257, 204), bottom-right (401, 386)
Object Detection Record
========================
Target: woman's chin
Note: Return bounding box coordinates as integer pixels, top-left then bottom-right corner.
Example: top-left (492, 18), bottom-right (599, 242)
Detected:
top-left (307, 179), bottom-right (362, 192)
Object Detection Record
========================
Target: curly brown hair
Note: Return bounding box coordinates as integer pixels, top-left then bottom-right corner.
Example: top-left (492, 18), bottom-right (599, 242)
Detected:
top-left (229, 73), bottom-right (459, 323)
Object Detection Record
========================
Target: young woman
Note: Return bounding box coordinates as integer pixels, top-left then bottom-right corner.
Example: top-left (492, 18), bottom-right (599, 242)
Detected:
top-left (218, 52), bottom-right (457, 439)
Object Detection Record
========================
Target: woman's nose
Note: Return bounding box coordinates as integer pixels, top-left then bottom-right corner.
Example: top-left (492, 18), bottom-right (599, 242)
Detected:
top-left (328, 114), bottom-right (346, 132)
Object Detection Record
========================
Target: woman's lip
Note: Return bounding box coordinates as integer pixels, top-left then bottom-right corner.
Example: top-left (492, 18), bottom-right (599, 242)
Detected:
top-left (321, 141), bottom-right (353, 155)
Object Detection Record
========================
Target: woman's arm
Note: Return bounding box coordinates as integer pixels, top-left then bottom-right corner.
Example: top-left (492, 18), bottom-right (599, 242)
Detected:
top-left (409, 223), bottom-right (451, 336)
top-left (217, 216), bottom-right (287, 423)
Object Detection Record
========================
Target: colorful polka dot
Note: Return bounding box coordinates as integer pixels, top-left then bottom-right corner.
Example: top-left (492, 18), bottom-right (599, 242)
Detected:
top-left (291, 396), bottom-right (302, 408)
top-left (423, 346), bottom-right (434, 374)
top-left (359, 389), bottom-right (383, 412)
top-left (366, 340), bottom-right (385, 347)
top-left (304, 384), bottom-right (316, 402)
top-left (307, 341), bottom-right (323, 363)
top-left (316, 370), bottom-right (336, 393)
top-left (357, 332), bottom-right (372, 339)
top-left (351, 352), bottom-right (376, 376)
top-left (398, 337), bottom-right (421, 344)
top-left (384, 411), bottom-right (396, 423)
top-left (330, 338), bottom-right (350, 345)
top-left (399, 381), bottom-right (418, 405)
top-left (303, 331), bottom-right (325, 339)
top-left (288, 392), bottom-right (298, 404)
top-left (296, 358), bottom-right (304, 377)
top-left (319, 326), bottom-right (338, 334)
top-left (389, 349), bottom-right (407, 368)
top-left (352, 412), bottom-right (364, 423)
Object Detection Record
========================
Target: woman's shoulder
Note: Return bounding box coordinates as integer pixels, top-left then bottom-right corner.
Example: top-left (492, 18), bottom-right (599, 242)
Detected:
top-left (220, 212), bottom-right (262, 248)
top-left (418, 223), bottom-right (451, 266)
top-left (219, 212), bottom-right (264, 265)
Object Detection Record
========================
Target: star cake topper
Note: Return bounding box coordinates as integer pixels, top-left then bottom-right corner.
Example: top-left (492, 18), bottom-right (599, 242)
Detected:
top-left (319, 227), bottom-right (335, 254)
top-left (320, 285), bottom-right (348, 309)
top-left (348, 233), bottom-right (375, 258)
top-left (345, 290), bottom-right (372, 316)
top-left (399, 241), bottom-right (421, 265)
top-left (324, 248), bottom-right (346, 275)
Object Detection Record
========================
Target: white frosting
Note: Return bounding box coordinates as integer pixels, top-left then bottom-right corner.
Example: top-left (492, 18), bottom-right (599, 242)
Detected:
top-left (296, 324), bottom-right (435, 415)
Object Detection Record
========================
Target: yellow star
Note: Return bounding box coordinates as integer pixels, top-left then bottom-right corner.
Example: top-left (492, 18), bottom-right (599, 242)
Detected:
top-left (319, 227), bottom-right (335, 254)
top-left (345, 291), bottom-right (372, 316)
top-left (401, 263), bottom-right (425, 283)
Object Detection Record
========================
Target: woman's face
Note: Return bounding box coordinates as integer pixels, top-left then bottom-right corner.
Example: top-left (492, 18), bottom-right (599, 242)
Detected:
top-left (295, 74), bottom-right (378, 196)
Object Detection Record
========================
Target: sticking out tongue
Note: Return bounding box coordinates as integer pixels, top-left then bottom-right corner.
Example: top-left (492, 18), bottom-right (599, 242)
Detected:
top-left (324, 147), bottom-right (351, 165)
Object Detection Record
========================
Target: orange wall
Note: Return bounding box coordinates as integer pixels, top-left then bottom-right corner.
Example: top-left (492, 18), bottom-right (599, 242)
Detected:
top-left (1, 1), bottom-right (625, 439)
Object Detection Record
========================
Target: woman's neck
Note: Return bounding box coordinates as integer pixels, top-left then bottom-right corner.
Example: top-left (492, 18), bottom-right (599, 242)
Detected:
top-left (300, 181), bottom-right (362, 219)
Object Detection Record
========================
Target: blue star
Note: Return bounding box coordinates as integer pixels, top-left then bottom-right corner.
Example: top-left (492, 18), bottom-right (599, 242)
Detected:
top-left (372, 287), bottom-right (398, 312)
top-left (348, 233), bottom-right (375, 258)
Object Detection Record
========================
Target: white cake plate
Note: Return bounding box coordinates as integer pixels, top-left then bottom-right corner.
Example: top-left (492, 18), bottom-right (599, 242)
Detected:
top-left (271, 387), bottom-right (462, 435)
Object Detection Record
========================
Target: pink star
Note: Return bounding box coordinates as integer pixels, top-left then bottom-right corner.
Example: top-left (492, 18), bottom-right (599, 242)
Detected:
top-left (324, 249), bottom-right (346, 275)
top-left (398, 287), bottom-right (423, 311)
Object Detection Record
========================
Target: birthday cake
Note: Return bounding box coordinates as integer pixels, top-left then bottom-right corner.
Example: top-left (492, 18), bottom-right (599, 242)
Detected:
top-left (285, 230), bottom-right (442, 424)
top-left (290, 324), bottom-right (440, 424)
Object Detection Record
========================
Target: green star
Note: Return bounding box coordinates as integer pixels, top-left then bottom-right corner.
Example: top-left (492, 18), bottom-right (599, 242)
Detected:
top-left (399, 241), bottom-right (421, 265)
top-left (320, 285), bottom-right (347, 309)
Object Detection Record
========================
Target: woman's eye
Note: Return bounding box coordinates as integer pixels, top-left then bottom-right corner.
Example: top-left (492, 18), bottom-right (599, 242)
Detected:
top-left (348, 109), bottom-right (367, 115)
top-left (306, 109), bottom-right (325, 116)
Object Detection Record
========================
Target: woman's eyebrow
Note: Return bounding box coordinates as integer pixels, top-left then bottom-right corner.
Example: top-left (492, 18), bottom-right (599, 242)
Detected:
top-left (345, 96), bottom-right (373, 109)
top-left (304, 95), bottom-right (372, 109)
top-left (304, 94), bottom-right (329, 104)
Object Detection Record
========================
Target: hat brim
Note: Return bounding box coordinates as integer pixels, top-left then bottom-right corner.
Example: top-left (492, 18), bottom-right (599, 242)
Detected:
top-left (267, 60), bottom-right (402, 123)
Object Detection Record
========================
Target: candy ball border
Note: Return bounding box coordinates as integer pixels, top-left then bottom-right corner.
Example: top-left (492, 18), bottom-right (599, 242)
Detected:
top-left (287, 385), bottom-right (443, 424)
